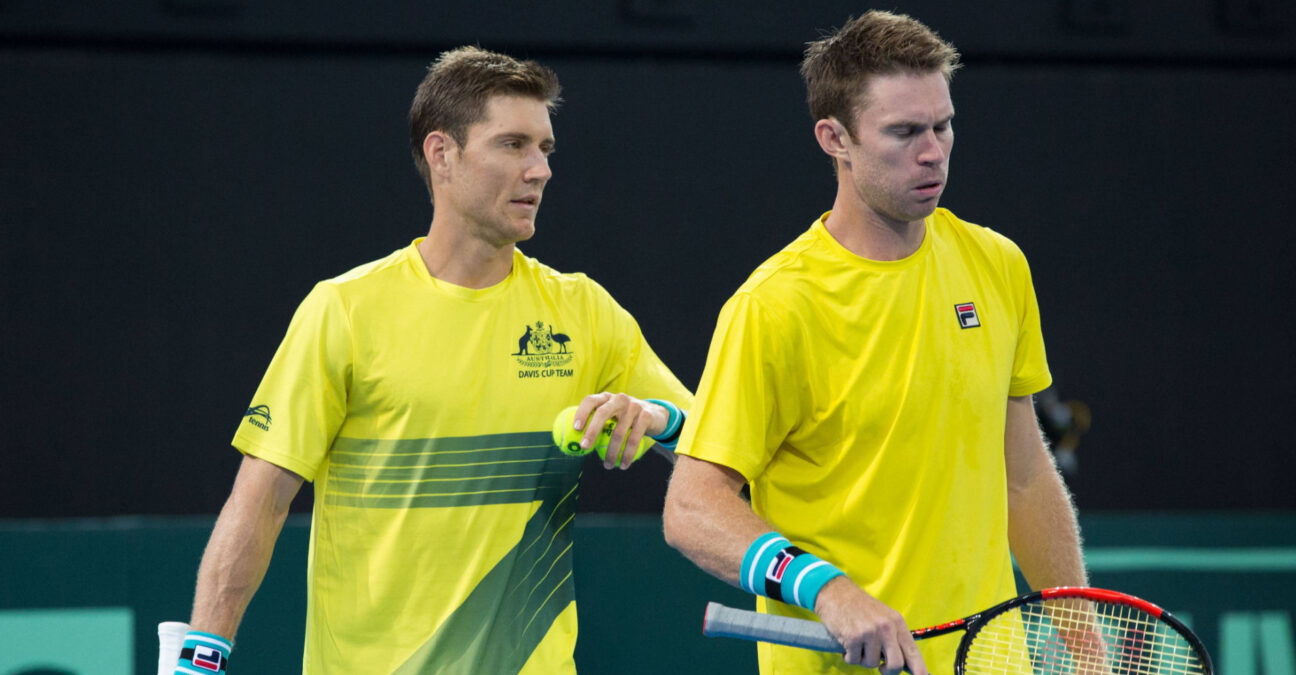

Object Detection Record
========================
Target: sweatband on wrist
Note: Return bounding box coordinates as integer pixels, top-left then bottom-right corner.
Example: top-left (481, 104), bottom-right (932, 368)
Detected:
top-left (740, 532), bottom-right (846, 612)
top-left (645, 398), bottom-right (685, 449)
top-left (175, 630), bottom-right (232, 675)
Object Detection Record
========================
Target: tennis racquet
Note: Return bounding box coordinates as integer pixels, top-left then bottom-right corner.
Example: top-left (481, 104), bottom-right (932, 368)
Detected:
top-left (703, 586), bottom-right (1213, 674)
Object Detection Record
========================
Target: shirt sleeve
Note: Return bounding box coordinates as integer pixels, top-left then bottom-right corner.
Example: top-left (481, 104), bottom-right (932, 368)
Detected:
top-left (587, 281), bottom-right (694, 410)
top-left (675, 291), bottom-right (798, 482)
top-left (1006, 247), bottom-right (1052, 398)
top-left (231, 281), bottom-right (353, 481)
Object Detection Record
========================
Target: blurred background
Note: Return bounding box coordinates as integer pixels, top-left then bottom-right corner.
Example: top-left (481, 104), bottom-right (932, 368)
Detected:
top-left (2, 1), bottom-right (1293, 673)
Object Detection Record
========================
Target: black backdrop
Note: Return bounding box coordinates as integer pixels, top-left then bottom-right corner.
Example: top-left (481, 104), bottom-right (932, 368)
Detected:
top-left (3, 1), bottom-right (1294, 517)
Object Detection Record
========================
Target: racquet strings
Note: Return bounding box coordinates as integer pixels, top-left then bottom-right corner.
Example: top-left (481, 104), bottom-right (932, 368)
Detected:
top-left (963, 597), bottom-right (1208, 674)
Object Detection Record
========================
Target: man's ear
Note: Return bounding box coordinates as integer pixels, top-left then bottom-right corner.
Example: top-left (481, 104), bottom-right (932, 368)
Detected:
top-left (813, 117), bottom-right (852, 162)
top-left (423, 131), bottom-right (453, 177)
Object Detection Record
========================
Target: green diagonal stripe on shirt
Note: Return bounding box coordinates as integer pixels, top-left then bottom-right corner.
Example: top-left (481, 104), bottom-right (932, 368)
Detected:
top-left (392, 466), bottom-right (582, 674)
top-left (322, 432), bottom-right (573, 509)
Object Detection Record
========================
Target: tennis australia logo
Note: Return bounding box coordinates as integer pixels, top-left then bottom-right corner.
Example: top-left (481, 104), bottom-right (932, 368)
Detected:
top-left (244, 404), bottom-right (272, 431)
top-left (955, 302), bottom-right (981, 329)
top-left (513, 321), bottom-right (575, 379)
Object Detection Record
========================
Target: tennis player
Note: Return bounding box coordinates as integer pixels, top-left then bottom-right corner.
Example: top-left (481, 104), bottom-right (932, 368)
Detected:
top-left (173, 46), bottom-right (692, 674)
top-left (663, 11), bottom-right (1087, 675)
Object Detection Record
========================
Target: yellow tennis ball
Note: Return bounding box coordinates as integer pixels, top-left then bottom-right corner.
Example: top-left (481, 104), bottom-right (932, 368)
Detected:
top-left (552, 406), bottom-right (591, 456)
top-left (550, 406), bottom-right (656, 463)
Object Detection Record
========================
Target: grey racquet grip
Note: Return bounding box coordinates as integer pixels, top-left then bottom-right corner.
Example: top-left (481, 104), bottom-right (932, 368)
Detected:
top-left (703, 602), bottom-right (843, 653)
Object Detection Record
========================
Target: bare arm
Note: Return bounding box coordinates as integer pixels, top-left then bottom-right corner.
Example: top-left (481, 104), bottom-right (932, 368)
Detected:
top-left (663, 456), bottom-right (926, 674)
top-left (1005, 395), bottom-right (1088, 590)
top-left (189, 454), bottom-right (304, 640)
top-left (662, 455), bottom-right (766, 581)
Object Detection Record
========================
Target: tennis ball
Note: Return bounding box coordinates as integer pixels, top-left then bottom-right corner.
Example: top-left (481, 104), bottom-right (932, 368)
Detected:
top-left (550, 406), bottom-right (656, 464)
top-left (553, 406), bottom-right (592, 456)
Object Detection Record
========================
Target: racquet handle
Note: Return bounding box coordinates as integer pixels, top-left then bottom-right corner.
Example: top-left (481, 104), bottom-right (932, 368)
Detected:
top-left (703, 602), bottom-right (841, 653)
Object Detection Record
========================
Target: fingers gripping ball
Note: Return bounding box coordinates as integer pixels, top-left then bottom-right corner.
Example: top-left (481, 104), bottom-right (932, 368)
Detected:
top-left (551, 406), bottom-right (655, 463)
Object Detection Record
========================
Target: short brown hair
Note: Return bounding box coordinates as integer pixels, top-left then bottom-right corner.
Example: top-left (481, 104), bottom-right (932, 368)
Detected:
top-left (800, 11), bottom-right (960, 136)
top-left (408, 46), bottom-right (562, 196)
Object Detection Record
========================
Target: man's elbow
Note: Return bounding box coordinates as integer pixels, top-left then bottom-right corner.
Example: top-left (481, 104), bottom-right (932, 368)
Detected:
top-left (661, 491), bottom-right (689, 553)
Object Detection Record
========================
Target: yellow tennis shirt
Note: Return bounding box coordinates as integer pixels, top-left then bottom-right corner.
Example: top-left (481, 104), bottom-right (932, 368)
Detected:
top-left (232, 240), bottom-right (691, 674)
top-left (677, 210), bottom-right (1052, 673)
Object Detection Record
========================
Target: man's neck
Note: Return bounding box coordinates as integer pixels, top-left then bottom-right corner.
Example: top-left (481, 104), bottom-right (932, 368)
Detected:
top-left (823, 198), bottom-right (927, 262)
top-left (417, 221), bottom-right (515, 289)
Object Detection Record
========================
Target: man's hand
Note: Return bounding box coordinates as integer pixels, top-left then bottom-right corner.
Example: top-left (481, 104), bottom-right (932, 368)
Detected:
top-left (814, 576), bottom-right (928, 675)
top-left (574, 392), bottom-right (668, 470)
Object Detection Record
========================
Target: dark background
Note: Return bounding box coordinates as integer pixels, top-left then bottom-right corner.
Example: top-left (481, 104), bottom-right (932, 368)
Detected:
top-left (3, 0), bottom-right (1294, 518)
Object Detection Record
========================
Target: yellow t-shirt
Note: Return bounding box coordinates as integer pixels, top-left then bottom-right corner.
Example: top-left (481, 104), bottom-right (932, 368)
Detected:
top-left (677, 210), bottom-right (1051, 674)
top-left (233, 240), bottom-right (692, 674)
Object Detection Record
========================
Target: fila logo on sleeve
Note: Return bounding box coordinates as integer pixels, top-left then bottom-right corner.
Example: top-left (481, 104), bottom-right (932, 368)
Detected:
top-left (955, 302), bottom-right (981, 329)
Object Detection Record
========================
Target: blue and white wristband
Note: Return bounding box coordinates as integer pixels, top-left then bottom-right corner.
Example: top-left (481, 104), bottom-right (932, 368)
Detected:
top-left (175, 630), bottom-right (232, 674)
top-left (740, 532), bottom-right (846, 612)
top-left (645, 398), bottom-right (685, 450)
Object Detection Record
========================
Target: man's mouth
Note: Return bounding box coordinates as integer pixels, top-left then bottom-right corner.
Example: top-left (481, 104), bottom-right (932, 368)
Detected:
top-left (914, 181), bottom-right (943, 197)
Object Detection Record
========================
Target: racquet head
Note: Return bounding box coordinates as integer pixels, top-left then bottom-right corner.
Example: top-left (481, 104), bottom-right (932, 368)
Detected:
top-left (957, 587), bottom-right (1212, 675)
